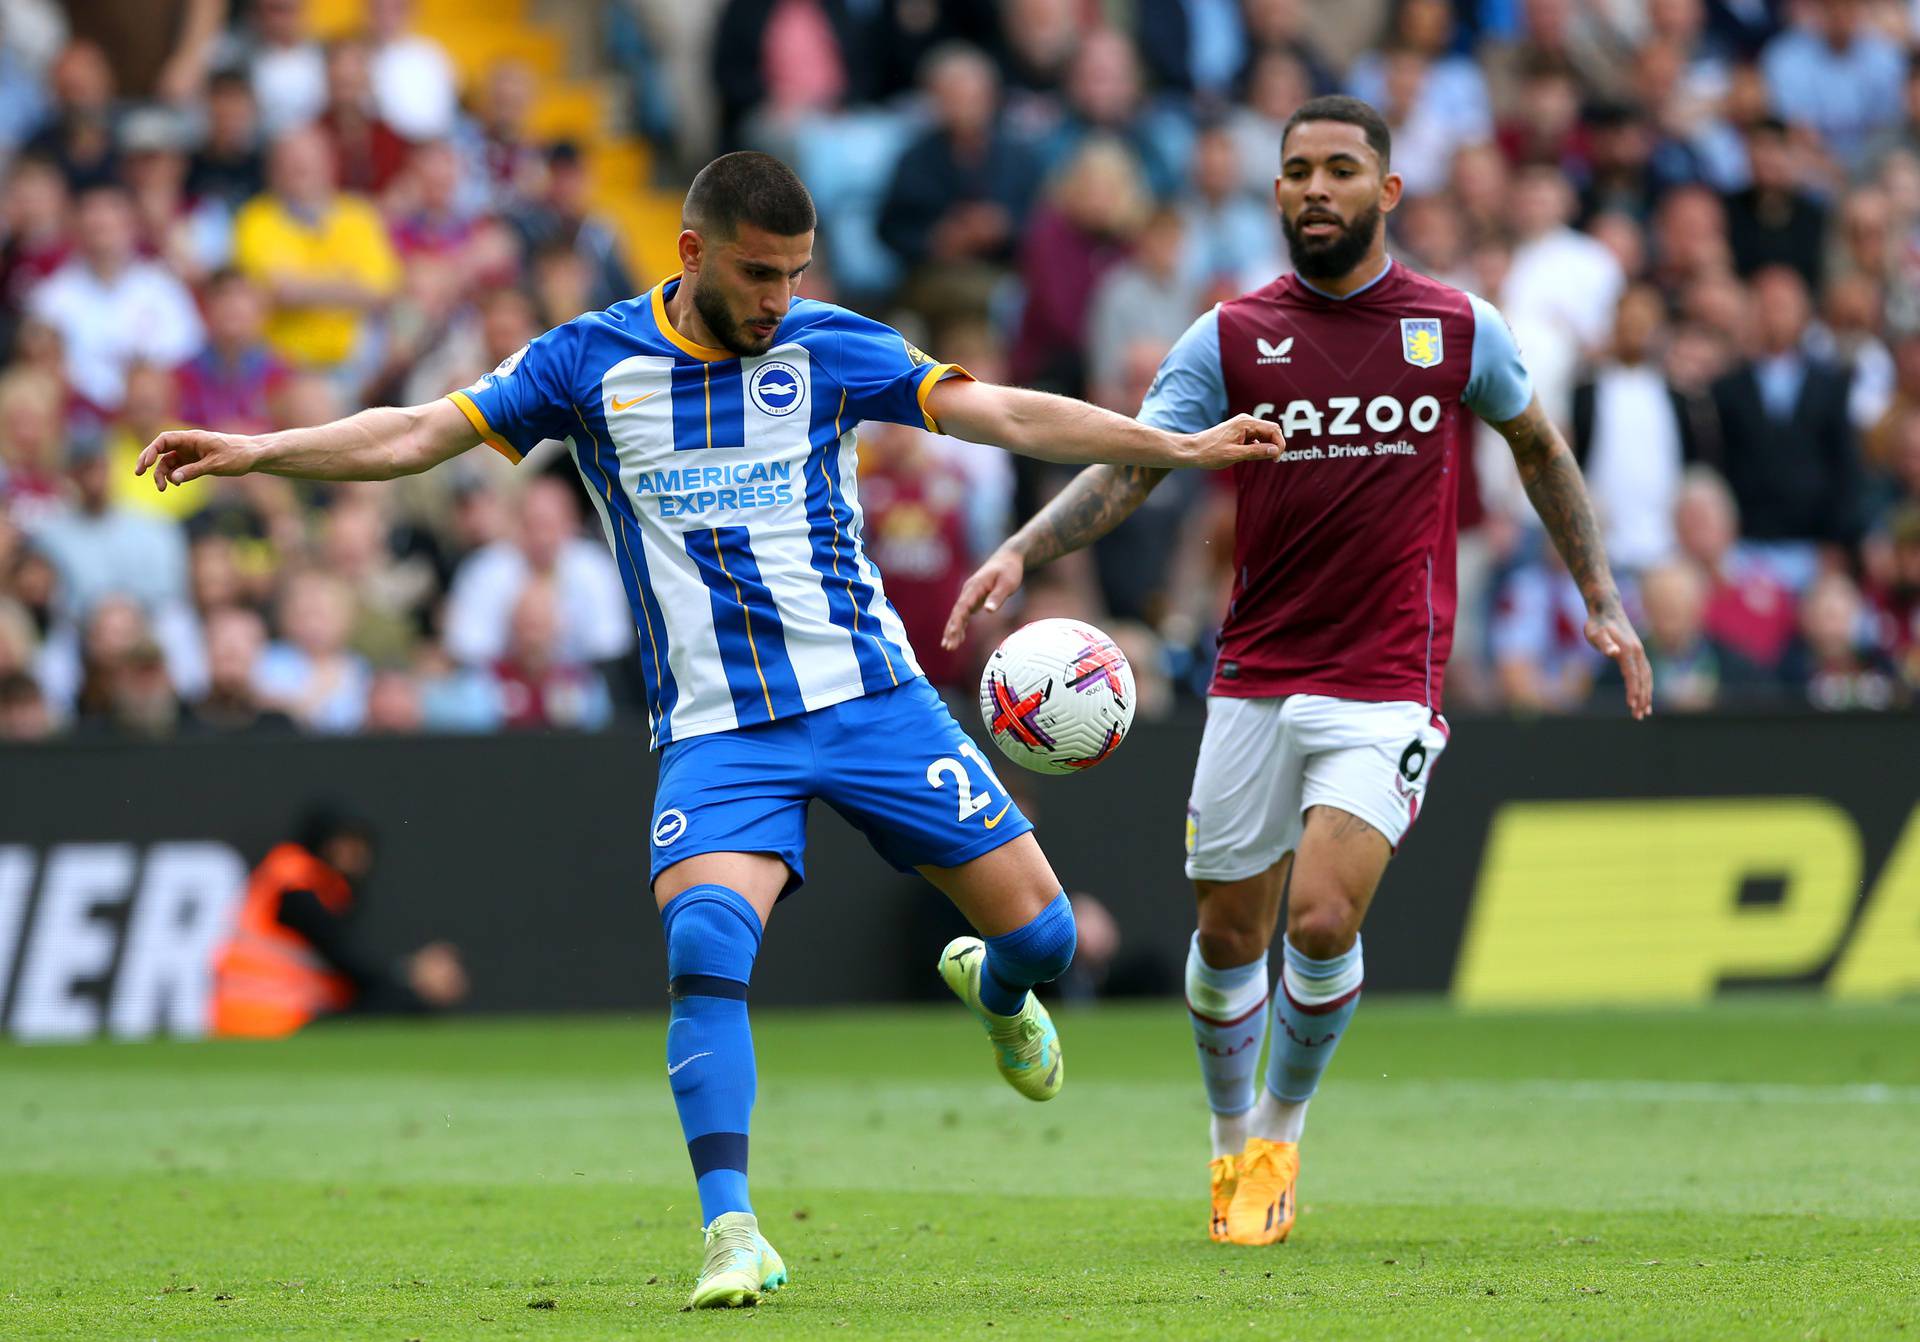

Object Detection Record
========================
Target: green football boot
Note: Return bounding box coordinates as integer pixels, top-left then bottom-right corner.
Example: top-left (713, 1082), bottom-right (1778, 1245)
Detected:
top-left (686, 1211), bottom-right (787, 1310)
top-left (937, 936), bottom-right (1064, 1101)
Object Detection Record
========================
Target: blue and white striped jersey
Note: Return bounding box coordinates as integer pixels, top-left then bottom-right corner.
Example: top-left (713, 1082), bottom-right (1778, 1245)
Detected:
top-left (449, 275), bottom-right (967, 747)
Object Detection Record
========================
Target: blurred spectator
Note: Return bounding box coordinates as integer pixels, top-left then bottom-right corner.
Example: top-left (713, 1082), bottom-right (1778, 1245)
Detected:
top-left (1760, 0), bottom-right (1902, 173)
top-left (443, 476), bottom-right (632, 670)
top-left (859, 419), bottom-right (977, 691)
top-left (26, 40), bottom-right (118, 191)
top-left (27, 184), bottom-right (203, 414)
top-left (390, 141), bottom-right (516, 296)
top-left (188, 604), bottom-right (296, 735)
top-left (413, 640), bottom-right (502, 731)
top-left (1009, 137), bottom-right (1150, 396)
top-left (1490, 545), bottom-right (1602, 712)
top-left (1812, 269), bottom-right (1895, 432)
top-left (1239, 0), bottom-right (1337, 95)
top-left (1600, 560), bottom-right (1761, 711)
top-left (458, 59), bottom-right (544, 214)
top-left (0, 365), bottom-right (67, 529)
top-left (174, 267), bottom-right (290, 437)
top-left (31, 435), bottom-right (190, 623)
top-left (1348, 0), bottom-right (1493, 165)
top-left (366, 0), bottom-right (458, 142)
top-left (0, 668), bottom-right (51, 740)
top-left (506, 142), bottom-right (634, 312)
top-left (254, 568), bottom-right (371, 733)
top-left (1039, 27), bottom-right (1180, 200)
top-left (104, 362), bottom-right (206, 524)
top-left (1709, 265), bottom-right (1864, 573)
top-left (877, 43), bottom-right (1041, 298)
top-left (1570, 284), bottom-right (1691, 574)
top-left (1723, 116), bottom-right (1826, 289)
top-left (233, 126), bottom-right (401, 373)
top-left (243, 0), bottom-right (326, 136)
top-left (1863, 51), bottom-right (1920, 177)
top-left (491, 576), bottom-right (612, 731)
top-left (712, 0), bottom-right (861, 151)
top-left (1136, 0), bottom-right (1249, 102)
top-left (998, 0), bottom-right (1082, 109)
top-left (1087, 206), bottom-right (1199, 400)
top-left (362, 664), bottom-right (426, 733)
top-left (92, 639), bottom-right (182, 738)
top-left (1494, 56), bottom-right (1588, 178)
top-left (317, 35), bottom-right (410, 198)
top-left (1505, 166), bottom-right (1625, 358)
top-left (0, 11), bottom-right (48, 156)
top-left (122, 107), bottom-right (225, 286)
top-left (0, 153), bottom-right (70, 317)
top-left (66, 0), bottom-right (224, 105)
top-left (1177, 119), bottom-right (1281, 298)
top-left (1868, 505), bottom-right (1920, 688)
top-left (185, 69), bottom-right (266, 212)
top-left (1226, 48), bottom-right (1313, 198)
top-left (1778, 571), bottom-right (1902, 709)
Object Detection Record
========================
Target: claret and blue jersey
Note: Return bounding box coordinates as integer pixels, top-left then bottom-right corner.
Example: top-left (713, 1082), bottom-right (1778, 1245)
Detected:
top-left (449, 274), bottom-right (967, 749)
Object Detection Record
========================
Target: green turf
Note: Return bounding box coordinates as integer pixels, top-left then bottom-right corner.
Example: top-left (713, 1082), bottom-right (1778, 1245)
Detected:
top-left (3, 999), bottom-right (1918, 1340)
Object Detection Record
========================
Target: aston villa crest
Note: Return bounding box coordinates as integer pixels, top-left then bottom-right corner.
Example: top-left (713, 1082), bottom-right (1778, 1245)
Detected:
top-left (1400, 318), bottom-right (1443, 368)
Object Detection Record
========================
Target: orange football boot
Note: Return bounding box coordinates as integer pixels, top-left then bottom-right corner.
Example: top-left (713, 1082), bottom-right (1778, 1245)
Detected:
top-left (1224, 1137), bottom-right (1298, 1245)
top-left (1208, 1153), bottom-right (1238, 1242)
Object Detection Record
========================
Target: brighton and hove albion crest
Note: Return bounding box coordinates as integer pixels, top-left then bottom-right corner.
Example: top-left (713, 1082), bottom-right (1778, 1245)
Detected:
top-left (749, 360), bottom-right (805, 416)
top-left (1400, 318), bottom-right (1443, 368)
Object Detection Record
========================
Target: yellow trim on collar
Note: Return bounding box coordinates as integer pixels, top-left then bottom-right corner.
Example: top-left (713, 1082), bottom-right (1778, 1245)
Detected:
top-left (650, 274), bottom-right (736, 362)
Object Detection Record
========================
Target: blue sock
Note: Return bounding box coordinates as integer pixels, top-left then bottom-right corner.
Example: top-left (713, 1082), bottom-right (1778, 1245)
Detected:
top-left (1265, 935), bottom-right (1364, 1104)
top-left (978, 892), bottom-right (1077, 1017)
top-left (660, 884), bottom-right (761, 1224)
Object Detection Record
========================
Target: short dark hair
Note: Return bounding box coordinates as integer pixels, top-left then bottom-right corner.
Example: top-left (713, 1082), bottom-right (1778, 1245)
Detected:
top-left (683, 151), bottom-right (816, 239)
top-left (1281, 95), bottom-right (1392, 170)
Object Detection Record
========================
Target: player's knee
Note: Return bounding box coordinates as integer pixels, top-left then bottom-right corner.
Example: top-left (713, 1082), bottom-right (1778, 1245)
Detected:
top-left (661, 884), bottom-right (763, 982)
top-left (1195, 895), bottom-right (1273, 969)
top-left (992, 891), bottom-right (1076, 985)
top-left (1287, 899), bottom-right (1359, 961)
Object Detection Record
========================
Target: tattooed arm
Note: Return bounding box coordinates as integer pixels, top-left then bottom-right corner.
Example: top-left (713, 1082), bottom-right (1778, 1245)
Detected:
top-left (1490, 395), bottom-right (1653, 718)
top-left (939, 462), bottom-right (1168, 650)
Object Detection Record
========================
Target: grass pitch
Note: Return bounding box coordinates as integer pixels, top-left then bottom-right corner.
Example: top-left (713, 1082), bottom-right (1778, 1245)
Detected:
top-left (3, 999), bottom-right (1917, 1340)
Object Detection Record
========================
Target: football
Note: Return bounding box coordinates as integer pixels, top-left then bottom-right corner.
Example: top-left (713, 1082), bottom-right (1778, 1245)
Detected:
top-left (978, 618), bottom-right (1136, 774)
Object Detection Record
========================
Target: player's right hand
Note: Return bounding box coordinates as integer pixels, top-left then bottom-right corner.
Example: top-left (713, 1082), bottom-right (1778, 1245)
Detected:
top-left (1181, 414), bottom-right (1284, 469)
top-left (942, 548), bottom-right (1024, 651)
top-left (135, 429), bottom-right (261, 491)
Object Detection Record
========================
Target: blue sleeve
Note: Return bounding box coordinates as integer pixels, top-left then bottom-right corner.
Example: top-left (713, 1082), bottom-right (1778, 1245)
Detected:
top-left (1136, 307), bottom-right (1227, 434)
top-left (1462, 293), bottom-right (1533, 423)
top-left (824, 308), bottom-right (967, 433)
top-left (448, 320), bottom-right (582, 463)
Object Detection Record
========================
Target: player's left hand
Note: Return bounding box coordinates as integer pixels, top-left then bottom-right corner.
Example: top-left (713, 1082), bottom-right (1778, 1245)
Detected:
top-left (1586, 605), bottom-right (1652, 719)
top-left (1180, 415), bottom-right (1284, 469)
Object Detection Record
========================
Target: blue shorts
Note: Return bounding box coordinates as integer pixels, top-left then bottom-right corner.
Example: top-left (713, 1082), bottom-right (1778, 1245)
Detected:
top-left (649, 677), bottom-right (1035, 894)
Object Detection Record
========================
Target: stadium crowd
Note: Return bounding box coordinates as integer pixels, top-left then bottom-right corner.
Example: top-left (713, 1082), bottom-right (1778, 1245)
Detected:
top-left (1, 0), bottom-right (1916, 744)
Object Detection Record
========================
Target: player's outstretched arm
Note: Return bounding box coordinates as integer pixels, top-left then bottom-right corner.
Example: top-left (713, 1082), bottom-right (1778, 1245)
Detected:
top-left (926, 377), bottom-right (1281, 471)
top-left (1490, 394), bottom-right (1653, 719)
top-left (940, 461), bottom-right (1167, 650)
top-left (135, 398), bottom-right (482, 491)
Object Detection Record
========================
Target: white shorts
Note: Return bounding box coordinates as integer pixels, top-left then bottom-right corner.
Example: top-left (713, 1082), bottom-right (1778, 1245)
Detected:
top-left (1184, 694), bottom-right (1450, 882)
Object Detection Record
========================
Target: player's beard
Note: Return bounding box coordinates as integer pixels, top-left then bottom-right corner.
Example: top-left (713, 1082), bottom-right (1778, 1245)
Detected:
top-left (691, 275), bottom-right (778, 357)
top-left (1282, 200), bottom-right (1384, 282)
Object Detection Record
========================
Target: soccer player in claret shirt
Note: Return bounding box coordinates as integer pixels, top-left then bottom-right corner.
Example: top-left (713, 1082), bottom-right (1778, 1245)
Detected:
top-left (135, 152), bottom-right (1280, 1305)
top-left (945, 96), bottom-right (1654, 1246)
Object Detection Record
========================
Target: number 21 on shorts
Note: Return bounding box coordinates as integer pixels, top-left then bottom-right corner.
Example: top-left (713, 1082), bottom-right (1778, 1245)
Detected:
top-left (927, 741), bottom-right (1014, 827)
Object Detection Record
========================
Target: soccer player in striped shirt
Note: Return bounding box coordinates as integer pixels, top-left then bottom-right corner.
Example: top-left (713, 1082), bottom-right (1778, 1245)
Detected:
top-left (137, 151), bottom-right (1280, 1307)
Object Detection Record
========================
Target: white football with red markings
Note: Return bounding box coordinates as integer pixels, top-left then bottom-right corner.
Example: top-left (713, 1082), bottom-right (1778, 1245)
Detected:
top-left (978, 618), bottom-right (1136, 775)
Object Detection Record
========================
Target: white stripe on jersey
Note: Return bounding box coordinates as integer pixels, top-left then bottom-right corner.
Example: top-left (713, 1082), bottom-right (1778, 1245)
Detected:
top-left (838, 430), bottom-right (922, 680)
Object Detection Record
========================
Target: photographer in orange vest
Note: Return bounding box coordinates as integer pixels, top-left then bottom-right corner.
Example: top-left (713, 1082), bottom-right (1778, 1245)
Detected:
top-left (211, 808), bottom-right (469, 1037)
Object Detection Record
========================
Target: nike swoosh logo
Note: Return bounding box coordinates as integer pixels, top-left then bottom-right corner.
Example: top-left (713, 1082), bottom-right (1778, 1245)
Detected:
top-left (983, 801), bottom-right (1013, 829)
top-left (666, 1051), bottom-right (713, 1076)
top-left (609, 390), bottom-right (658, 411)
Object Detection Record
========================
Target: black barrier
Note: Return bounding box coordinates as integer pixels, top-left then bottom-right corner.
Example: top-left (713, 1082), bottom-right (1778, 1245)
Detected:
top-left (2, 710), bottom-right (1916, 1037)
